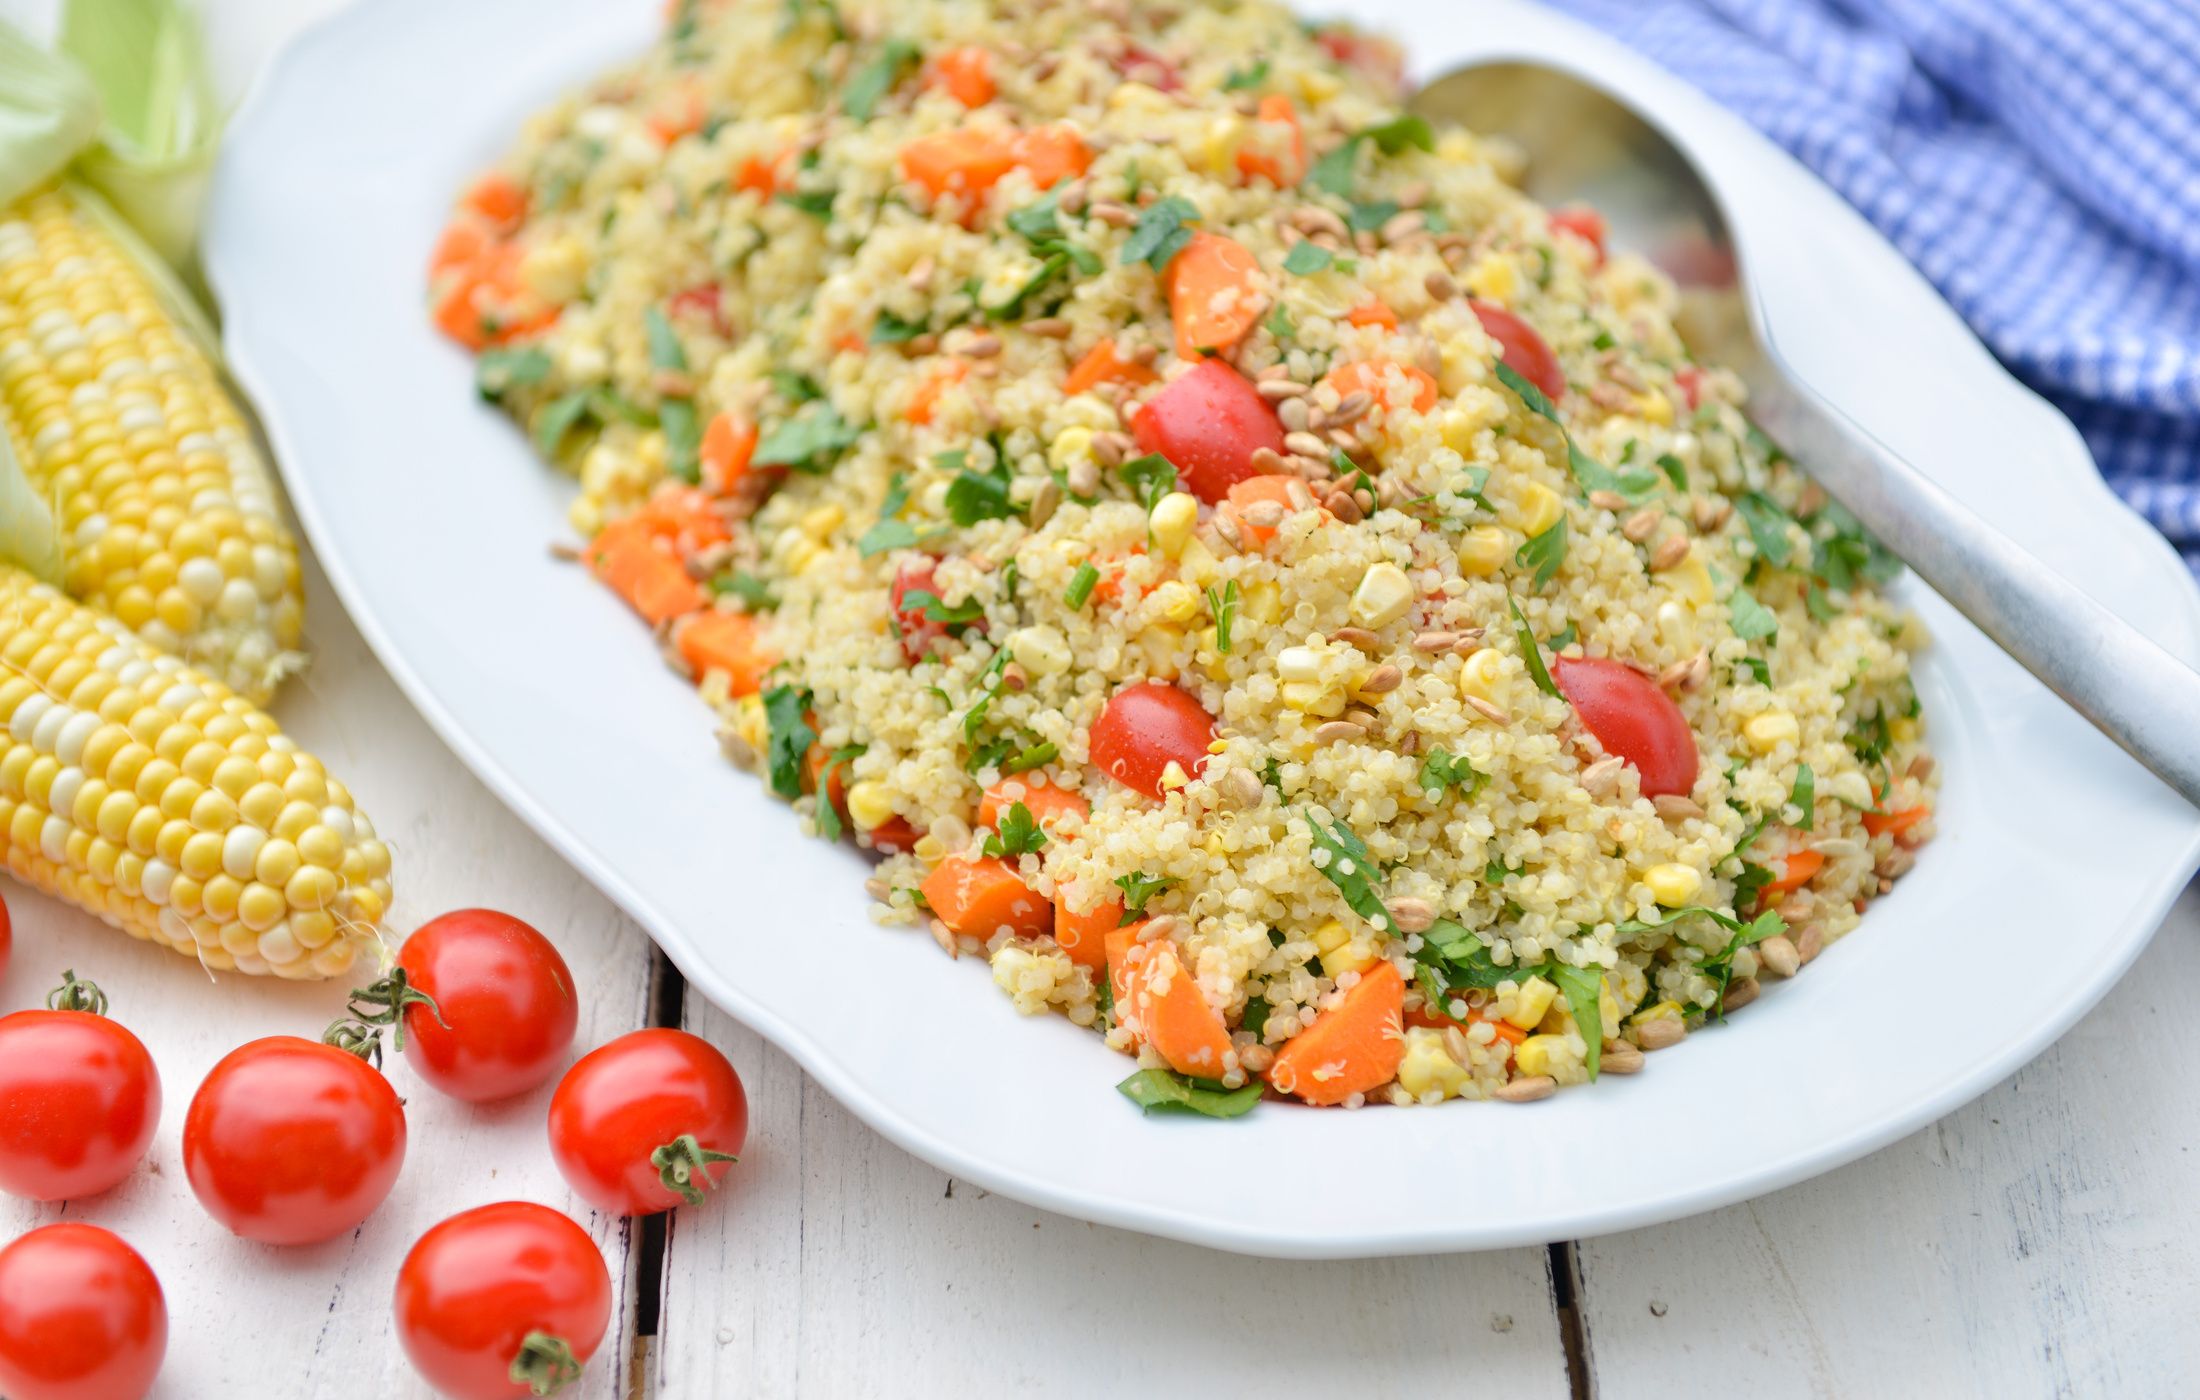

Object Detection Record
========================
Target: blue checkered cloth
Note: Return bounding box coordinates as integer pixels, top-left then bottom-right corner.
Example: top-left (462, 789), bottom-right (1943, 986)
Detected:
top-left (1544, 0), bottom-right (2200, 564)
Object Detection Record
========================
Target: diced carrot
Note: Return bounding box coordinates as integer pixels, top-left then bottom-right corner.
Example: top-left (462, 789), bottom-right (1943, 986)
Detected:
top-left (646, 83), bottom-right (706, 145)
top-left (905, 358), bottom-right (970, 425)
top-left (802, 729), bottom-right (851, 814)
top-left (1129, 942), bottom-right (1234, 1078)
top-left (461, 173), bottom-right (529, 229)
top-left (898, 127), bottom-right (1018, 208)
top-left (629, 485), bottom-right (733, 553)
top-left (1011, 124), bottom-right (1091, 190)
top-left (1861, 804), bottom-right (1930, 840)
top-left (1346, 300), bottom-right (1399, 330)
top-left (1052, 891), bottom-right (1121, 971)
top-left (931, 46), bottom-right (996, 107)
top-left (922, 854), bottom-right (1053, 941)
top-left (736, 149), bottom-right (793, 197)
top-left (429, 220), bottom-right (491, 278)
top-left (433, 242), bottom-right (556, 349)
top-left (1165, 232), bottom-right (1265, 362)
top-left (587, 520), bottom-right (707, 624)
top-left (1235, 94), bottom-right (1306, 187)
top-left (1323, 359), bottom-right (1438, 414)
top-left (1268, 961), bottom-right (1406, 1106)
top-left (1105, 921), bottom-right (1145, 1030)
top-left (1063, 338), bottom-right (1158, 395)
top-left (1759, 848), bottom-right (1826, 906)
top-left (676, 611), bottom-right (773, 696)
top-left (431, 275), bottom-right (491, 351)
top-left (1085, 546), bottom-right (1151, 604)
top-left (1404, 1002), bottom-right (1527, 1049)
top-left (834, 330), bottom-right (865, 354)
top-left (1221, 474), bottom-right (1306, 548)
top-left (700, 411), bottom-right (759, 495)
top-left (978, 777), bottom-right (1090, 833)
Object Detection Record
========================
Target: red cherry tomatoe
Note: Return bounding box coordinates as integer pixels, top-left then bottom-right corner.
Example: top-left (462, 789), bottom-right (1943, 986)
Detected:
top-left (0, 971), bottom-right (160, 1202)
top-left (0, 888), bottom-right (11, 981)
top-left (1128, 359), bottom-right (1286, 504)
top-left (394, 1201), bottom-right (611, 1400)
top-left (356, 909), bottom-right (579, 1103)
top-left (1090, 682), bottom-right (1217, 800)
top-left (0, 1222), bottom-right (167, 1400)
top-left (1550, 655), bottom-right (1701, 799)
top-left (1471, 299), bottom-right (1567, 403)
top-left (548, 1029), bottom-right (748, 1217)
top-left (182, 1026), bottom-right (407, 1245)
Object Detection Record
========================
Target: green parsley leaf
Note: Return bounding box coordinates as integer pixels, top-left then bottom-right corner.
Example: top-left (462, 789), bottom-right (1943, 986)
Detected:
top-left (1546, 962), bottom-right (1606, 1078)
top-left (1282, 240), bottom-right (1333, 275)
top-left (982, 801), bottom-right (1049, 858)
top-left (771, 370), bottom-right (823, 403)
top-left (944, 461), bottom-right (1018, 526)
top-left (1418, 749), bottom-right (1486, 798)
top-left (1064, 561), bottom-right (1101, 609)
top-left (1002, 741), bottom-right (1056, 775)
top-left (1788, 763), bottom-right (1815, 830)
top-left (857, 473), bottom-right (921, 556)
top-left (712, 571), bottom-right (777, 611)
top-left (1120, 195), bottom-right (1200, 270)
top-left (1346, 197), bottom-right (1400, 233)
top-left (1420, 920), bottom-right (1514, 991)
top-left (1263, 301), bottom-right (1295, 342)
top-left (1728, 587), bottom-right (1779, 642)
top-left (659, 396), bottom-right (701, 484)
top-left (1736, 491), bottom-right (1796, 567)
top-left (1206, 580), bottom-right (1239, 653)
top-left (1363, 113), bottom-right (1434, 154)
top-left (1241, 995), bottom-right (1271, 1038)
top-left (1222, 58), bottom-right (1271, 91)
top-left (1116, 1068), bottom-right (1263, 1118)
top-left (1119, 453), bottom-right (1178, 513)
top-left (1506, 596), bottom-right (1564, 699)
top-left (643, 307), bottom-right (688, 372)
top-left (1737, 655), bottom-right (1772, 686)
top-left (1006, 189), bottom-right (1065, 243)
top-left (1305, 811), bottom-right (1390, 929)
top-left (1516, 517), bottom-right (1567, 589)
top-left (843, 38), bottom-right (918, 121)
top-left (1115, 871), bottom-right (1178, 923)
top-left (986, 250), bottom-right (1076, 322)
top-left (898, 588), bottom-right (986, 630)
top-left (1306, 137), bottom-right (1360, 197)
top-left (761, 685), bottom-right (815, 801)
top-left (475, 345), bottom-right (552, 399)
top-left (1656, 453), bottom-right (1688, 491)
top-left (870, 307), bottom-right (927, 344)
top-left (755, 403), bottom-right (862, 473)
top-left (776, 188), bottom-right (835, 219)
top-left (534, 390), bottom-right (594, 457)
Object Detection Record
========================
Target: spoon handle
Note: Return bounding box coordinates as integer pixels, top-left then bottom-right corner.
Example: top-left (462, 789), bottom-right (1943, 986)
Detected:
top-left (1747, 363), bottom-right (2200, 809)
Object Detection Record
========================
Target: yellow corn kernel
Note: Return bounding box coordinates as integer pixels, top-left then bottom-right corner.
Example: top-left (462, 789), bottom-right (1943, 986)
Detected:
top-left (1507, 480), bottom-right (1563, 538)
top-left (1296, 67), bottom-right (1342, 102)
top-left (1242, 581), bottom-right (1284, 624)
top-left (799, 503), bottom-right (845, 540)
top-left (1633, 390), bottom-right (1674, 426)
top-left (1349, 563), bottom-right (1415, 630)
top-left (1281, 681), bottom-right (1345, 716)
top-left (1466, 253), bottom-right (1517, 303)
top-left (732, 695), bottom-right (769, 753)
top-left (0, 566), bottom-right (385, 978)
top-left (1515, 1033), bottom-right (1566, 1078)
top-left (844, 780), bottom-right (896, 831)
top-left (1153, 580), bottom-right (1201, 624)
top-left (1175, 539), bottom-right (1222, 589)
top-left (1149, 491), bottom-right (1199, 559)
top-left (1644, 862), bottom-right (1703, 907)
top-left (1457, 525), bottom-right (1510, 577)
top-left (1047, 427), bottom-right (1094, 472)
top-left (1311, 919), bottom-right (1350, 956)
top-left (1313, 921), bottom-right (1377, 978)
top-left (1505, 973), bottom-right (1559, 1030)
top-left (567, 494), bottom-right (604, 538)
top-left (911, 833), bottom-right (947, 864)
top-left (1668, 545), bottom-right (1715, 607)
top-left (1193, 114), bottom-right (1247, 176)
top-left (1891, 716), bottom-right (1919, 743)
top-left (1276, 645), bottom-right (1324, 683)
top-left (1397, 1027), bottom-right (1474, 1101)
top-left (1200, 629), bottom-right (1231, 682)
top-left (1744, 710), bottom-right (1799, 754)
top-left (1635, 999), bottom-right (1684, 1024)
top-left (1459, 646), bottom-right (1508, 705)
top-left (1010, 625), bottom-right (1072, 676)
top-left (1138, 625), bottom-right (1183, 675)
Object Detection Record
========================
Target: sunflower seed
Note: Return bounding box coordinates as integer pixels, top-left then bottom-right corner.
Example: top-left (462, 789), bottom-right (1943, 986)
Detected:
top-left (1757, 934), bottom-right (1801, 980)
top-left (1650, 534), bottom-right (1690, 570)
top-left (1386, 897), bottom-right (1436, 933)
top-left (1600, 1042), bottom-right (1646, 1074)
top-left (1722, 977), bottom-right (1760, 1012)
top-left (1621, 507), bottom-right (1662, 542)
top-left (1312, 720), bottom-right (1364, 744)
top-left (1424, 268), bottom-right (1459, 301)
top-left (1494, 1075), bottom-right (1556, 1103)
top-left (1588, 489), bottom-right (1630, 513)
top-left (1634, 1016), bottom-right (1686, 1051)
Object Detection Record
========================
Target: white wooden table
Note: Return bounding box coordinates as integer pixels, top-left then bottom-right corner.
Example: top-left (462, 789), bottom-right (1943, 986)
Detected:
top-left (6, 3), bottom-right (2197, 1395)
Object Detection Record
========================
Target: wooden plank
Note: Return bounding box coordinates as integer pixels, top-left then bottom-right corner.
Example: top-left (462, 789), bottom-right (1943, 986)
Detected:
top-left (1575, 887), bottom-right (2200, 1400)
top-left (652, 999), bottom-right (1575, 1399)
top-left (1, 561), bottom-right (657, 1398)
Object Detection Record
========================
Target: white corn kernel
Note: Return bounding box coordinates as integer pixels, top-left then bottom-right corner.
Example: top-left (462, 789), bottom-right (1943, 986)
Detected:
top-left (1149, 491), bottom-right (1199, 559)
top-left (1744, 710), bottom-right (1799, 754)
top-left (1350, 563), bottom-right (1415, 630)
top-left (1644, 862), bottom-right (1702, 907)
top-left (1242, 581), bottom-right (1284, 624)
top-left (1009, 625), bottom-right (1072, 676)
top-left (1276, 645), bottom-right (1324, 683)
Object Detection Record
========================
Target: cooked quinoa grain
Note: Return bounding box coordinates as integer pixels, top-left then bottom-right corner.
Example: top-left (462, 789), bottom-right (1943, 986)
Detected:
top-left (433, 0), bottom-right (1937, 1113)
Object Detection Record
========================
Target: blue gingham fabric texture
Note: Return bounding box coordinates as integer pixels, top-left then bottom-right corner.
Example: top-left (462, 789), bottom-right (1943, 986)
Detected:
top-left (1542, 0), bottom-right (2200, 564)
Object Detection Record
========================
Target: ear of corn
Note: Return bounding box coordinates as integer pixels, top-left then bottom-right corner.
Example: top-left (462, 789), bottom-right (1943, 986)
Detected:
top-left (0, 182), bottom-right (305, 704)
top-left (0, 564), bottom-right (386, 978)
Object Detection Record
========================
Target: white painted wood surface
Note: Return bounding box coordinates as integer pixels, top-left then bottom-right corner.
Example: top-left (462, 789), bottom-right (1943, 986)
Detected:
top-left (4, 2), bottom-right (2196, 1397)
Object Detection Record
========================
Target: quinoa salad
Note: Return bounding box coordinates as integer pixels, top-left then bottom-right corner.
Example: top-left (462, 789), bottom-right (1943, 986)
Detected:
top-left (428, 0), bottom-right (1938, 1113)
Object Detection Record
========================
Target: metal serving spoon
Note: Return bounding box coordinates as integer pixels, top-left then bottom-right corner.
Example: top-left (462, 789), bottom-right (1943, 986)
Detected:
top-left (1411, 62), bottom-right (2200, 809)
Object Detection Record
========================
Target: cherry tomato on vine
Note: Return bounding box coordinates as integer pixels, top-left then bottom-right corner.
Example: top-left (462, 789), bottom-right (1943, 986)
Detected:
top-left (0, 1222), bottom-right (166, 1400)
top-left (395, 1201), bottom-right (611, 1400)
top-left (367, 910), bottom-right (579, 1103)
top-left (182, 1030), bottom-right (406, 1245)
top-left (548, 1029), bottom-right (747, 1216)
top-left (0, 971), bottom-right (159, 1201)
top-left (1550, 655), bottom-right (1701, 798)
top-left (1089, 682), bottom-right (1217, 799)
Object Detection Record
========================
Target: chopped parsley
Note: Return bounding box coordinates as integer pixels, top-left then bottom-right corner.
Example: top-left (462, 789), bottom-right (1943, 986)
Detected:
top-left (1064, 561), bottom-right (1101, 609)
top-left (1656, 453), bottom-right (1688, 491)
top-left (1515, 517), bottom-right (1567, 589)
top-left (1545, 963), bottom-right (1607, 1077)
top-left (1222, 58), bottom-right (1271, 91)
top-left (643, 307), bottom-right (700, 482)
top-left (534, 390), bottom-right (594, 456)
top-left (870, 307), bottom-right (927, 344)
top-left (761, 686), bottom-right (816, 801)
top-left (857, 473), bottom-right (921, 556)
top-left (1306, 113), bottom-right (1434, 197)
top-left (1305, 811), bottom-right (1389, 930)
top-left (842, 38), bottom-right (918, 121)
top-left (1116, 1068), bottom-right (1263, 1118)
top-left (810, 744), bottom-right (864, 842)
top-left (754, 402), bottom-right (861, 473)
top-left (1728, 587), bottom-right (1779, 643)
top-left (1119, 453), bottom-right (1179, 512)
top-left (1120, 195), bottom-right (1200, 270)
top-left (474, 345), bottom-right (551, 399)
top-left (1114, 871), bottom-right (1178, 923)
top-left (1418, 749), bottom-right (1486, 798)
top-left (944, 449), bottom-right (1018, 526)
top-left (1493, 361), bottom-right (1654, 499)
top-left (1205, 579), bottom-right (1240, 653)
top-left (1735, 491), bottom-right (1796, 567)
top-left (1506, 596), bottom-right (1564, 699)
top-left (710, 571), bottom-right (778, 611)
top-left (1282, 240), bottom-right (1334, 276)
top-left (982, 801), bottom-right (1049, 858)
top-left (1001, 741), bottom-right (1056, 775)
top-left (900, 589), bottom-right (986, 632)
top-left (1263, 301), bottom-right (1295, 342)
top-left (1615, 903), bottom-right (1787, 1017)
top-left (1787, 763), bottom-right (1816, 830)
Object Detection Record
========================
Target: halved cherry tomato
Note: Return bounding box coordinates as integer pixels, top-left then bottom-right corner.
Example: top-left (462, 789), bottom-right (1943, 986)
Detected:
top-left (1674, 364), bottom-right (1706, 412)
top-left (0, 1223), bottom-right (165, 1400)
top-left (1112, 41), bottom-right (1182, 91)
top-left (890, 560), bottom-right (979, 663)
top-left (395, 1202), bottom-right (611, 1400)
top-left (1549, 206), bottom-right (1608, 267)
top-left (1550, 656), bottom-right (1700, 799)
top-left (548, 1029), bottom-right (749, 1217)
top-left (1128, 360), bottom-right (1285, 503)
top-left (0, 972), bottom-right (159, 1202)
top-left (1090, 682), bottom-right (1216, 799)
top-left (1314, 27), bottom-right (1406, 94)
top-left (383, 910), bottom-right (579, 1103)
top-left (1471, 299), bottom-right (1566, 402)
top-left (183, 1034), bottom-right (406, 1245)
